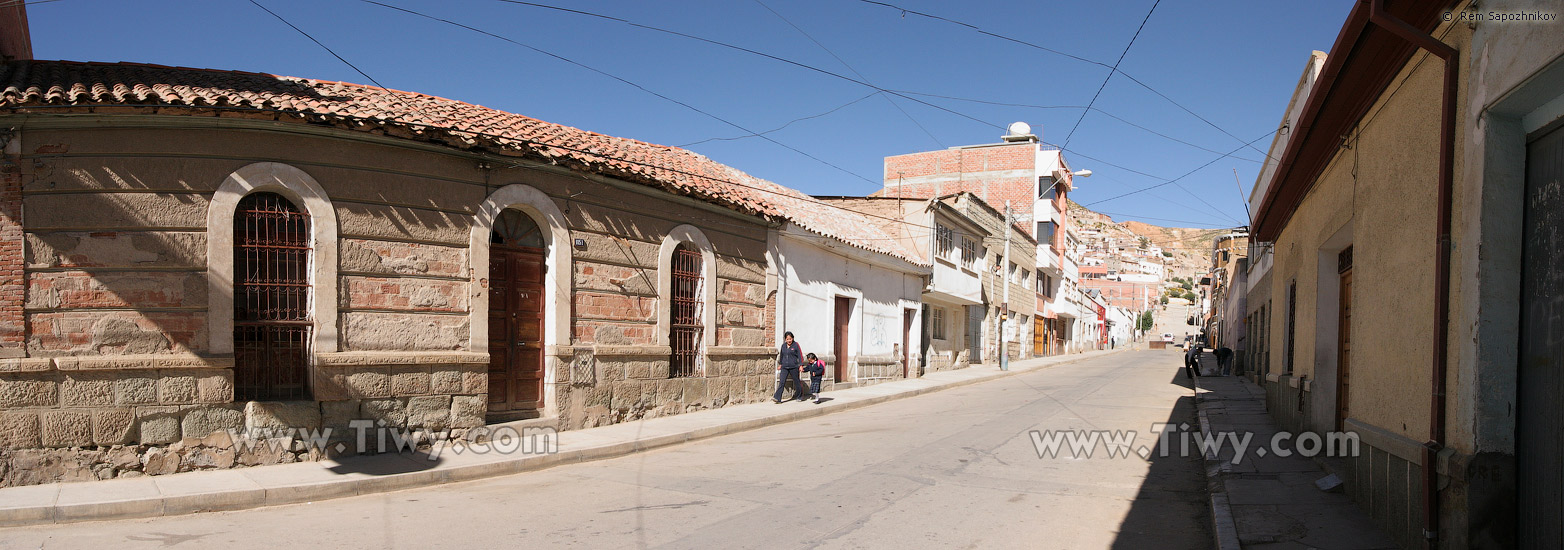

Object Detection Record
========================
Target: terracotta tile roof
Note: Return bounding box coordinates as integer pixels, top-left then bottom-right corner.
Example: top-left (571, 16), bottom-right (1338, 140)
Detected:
top-left (0, 60), bottom-right (925, 265)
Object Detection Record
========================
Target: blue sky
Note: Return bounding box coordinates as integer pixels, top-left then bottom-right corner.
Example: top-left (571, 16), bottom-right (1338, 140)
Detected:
top-left (28, 0), bottom-right (1353, 229)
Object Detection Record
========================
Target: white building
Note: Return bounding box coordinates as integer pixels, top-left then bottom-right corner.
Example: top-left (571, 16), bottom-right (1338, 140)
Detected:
top-left (815, 197), bottom-right (989, 373)
top-left (774, 214), bottom-right (929, 387)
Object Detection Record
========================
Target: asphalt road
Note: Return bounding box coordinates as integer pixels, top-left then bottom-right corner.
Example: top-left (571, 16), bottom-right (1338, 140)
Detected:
top-left (0, 349), bottom-right (1210, 550)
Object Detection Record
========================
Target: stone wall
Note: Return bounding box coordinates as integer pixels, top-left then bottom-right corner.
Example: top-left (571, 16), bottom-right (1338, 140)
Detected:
top-left (0, 353), bottom-right (485, 486)
top-left (553, 346), bottom-right (776, 430)
top-left (0, 119), bottom-right (784, 486)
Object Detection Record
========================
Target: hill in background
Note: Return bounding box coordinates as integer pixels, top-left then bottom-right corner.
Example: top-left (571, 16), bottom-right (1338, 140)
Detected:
top-left (1067, 200), bottom-right (1236, 281)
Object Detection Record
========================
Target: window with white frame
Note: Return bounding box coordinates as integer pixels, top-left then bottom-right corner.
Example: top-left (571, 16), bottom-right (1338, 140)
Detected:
top-left (931, 307), bottom-right (946, 340)
top-left (961, 236), bottom-right (978, 269)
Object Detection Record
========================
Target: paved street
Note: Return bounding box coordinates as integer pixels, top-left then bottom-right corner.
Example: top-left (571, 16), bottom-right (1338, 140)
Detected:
top-left (0, 350), bottom-right (1209, 550)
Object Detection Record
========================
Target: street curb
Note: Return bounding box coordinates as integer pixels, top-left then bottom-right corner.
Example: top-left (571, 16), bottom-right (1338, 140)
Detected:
top-left (1196, 382), bottom-right (1243, 550)
top-left (0, 348), bottom-right (1127, 526)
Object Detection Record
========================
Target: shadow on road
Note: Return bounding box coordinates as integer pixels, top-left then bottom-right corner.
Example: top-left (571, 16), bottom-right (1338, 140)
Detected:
top-left (1110, 355), bottom-right (1211, 549)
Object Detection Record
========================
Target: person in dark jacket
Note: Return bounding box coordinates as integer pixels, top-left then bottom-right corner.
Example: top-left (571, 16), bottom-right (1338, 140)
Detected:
top-left (1184, 344), bottom-right (1202, 379)
top-left (1215, 347), bottom-right (1234, 375)
top-left (802, 352), bottom-right (826, 404)
top-left (773, 331), bottom-right (806, 403)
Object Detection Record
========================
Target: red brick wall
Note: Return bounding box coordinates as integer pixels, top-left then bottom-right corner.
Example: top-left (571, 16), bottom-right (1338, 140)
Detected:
top-left (0, 168), bottom-right (21, 355)
top-left (882, 144), bottom-right (1039, 238)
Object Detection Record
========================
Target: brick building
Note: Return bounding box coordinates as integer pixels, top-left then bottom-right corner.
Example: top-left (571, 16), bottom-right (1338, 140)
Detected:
top-left (879, 125), bottom-right (1088, 357)
top-left (0, 60), bottom-right (849, 484)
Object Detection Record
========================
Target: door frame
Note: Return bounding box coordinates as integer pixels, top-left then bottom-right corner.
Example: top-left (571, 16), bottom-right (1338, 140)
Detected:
top-left (1336, 254), bottom-right (1353, 432)
top-left (472, 185), bottom-right (571, 421)
top-left (833, 296), bottom-right (853, 382)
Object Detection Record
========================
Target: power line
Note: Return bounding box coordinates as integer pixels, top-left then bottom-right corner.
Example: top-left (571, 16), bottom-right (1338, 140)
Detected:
top-left (1087, 172), bottom-right (1244, 226)
top-left (1061, 0), bottom-right (1160, 148)
top-left (483, 0), bottom-right (1254, 184)
top-left (679, 91), bottom-right (879, 147)
top-left (0, 0), bottom-right (64, 7)
top-left (1086, 130), bottom-right (1276, 206)
top-left (248, 0), bottom-right (389, 91)
top-left (362, 0), bottom-right (882, 187)
top-left (857, 0), bottom-right (1277, 163)
top-left (752, 0), bottom-right (945, 148)
top-left (270, 0), bottom-right (1251, 237)
top-left (242, 0), bottom-right (932, 237)
top-left (885, 90), bottom-right (1261, 163)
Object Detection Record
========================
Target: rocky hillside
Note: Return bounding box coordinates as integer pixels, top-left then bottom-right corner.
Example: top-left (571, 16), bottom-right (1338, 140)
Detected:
top-left (1067, 200), bottom-right (1227, 280)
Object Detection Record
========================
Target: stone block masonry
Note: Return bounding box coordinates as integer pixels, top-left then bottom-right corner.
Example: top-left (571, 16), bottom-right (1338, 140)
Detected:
top-left (555, 347), bottom-right (777, 430)
top-left (0, 353), bottom-right (487, 487)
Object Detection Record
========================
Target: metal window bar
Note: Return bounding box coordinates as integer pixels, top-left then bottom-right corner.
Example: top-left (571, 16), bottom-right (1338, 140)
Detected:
top-left (670, 246), bottom-right (703, 378)
top-left (233, 193), bottom-right (313, 402)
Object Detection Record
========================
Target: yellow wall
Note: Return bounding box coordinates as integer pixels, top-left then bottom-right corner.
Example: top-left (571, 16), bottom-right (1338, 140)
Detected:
top-left (1266, 18), bottom-right (1472, 441)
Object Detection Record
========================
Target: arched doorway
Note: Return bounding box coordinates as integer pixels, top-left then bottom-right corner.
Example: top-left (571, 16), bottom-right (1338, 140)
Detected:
top-left (488, 209), bottom-right (547, 420)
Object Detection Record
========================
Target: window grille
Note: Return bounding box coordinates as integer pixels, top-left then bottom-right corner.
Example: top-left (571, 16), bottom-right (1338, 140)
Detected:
top-left (961, 237), bottom-right (977, 269)
top-left (233, 192), bottom-right (312, 401)
top-left (670, 244), bottom-right (703, 378)
top-left (935, 225), bottom-right (954, 260)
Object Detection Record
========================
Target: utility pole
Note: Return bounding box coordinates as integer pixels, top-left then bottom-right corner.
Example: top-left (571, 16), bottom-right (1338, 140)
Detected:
top-left (1001, 201), bottom-right (1012, 371)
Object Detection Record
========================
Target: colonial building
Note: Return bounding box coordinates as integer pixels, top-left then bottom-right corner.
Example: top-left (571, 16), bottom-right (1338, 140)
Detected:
top-left (1250, 0), bottom-right (1564, 546)
top-left (815, 195), bottom-right (989, 373)
top-left (0, 60), bottom-right (820, 483)
top-left (771, 196), bottom-right (928, 388)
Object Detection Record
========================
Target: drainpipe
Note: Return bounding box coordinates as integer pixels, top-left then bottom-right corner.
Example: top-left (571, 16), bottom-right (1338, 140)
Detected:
top-left (1365, 0), bottom-right (1457, 546)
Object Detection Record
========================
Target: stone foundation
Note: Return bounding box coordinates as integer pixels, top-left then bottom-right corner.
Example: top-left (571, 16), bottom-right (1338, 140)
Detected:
top-left (555, 345), bottom-right (776, 430)
top-left (0, 352), bottom-right (487, 487)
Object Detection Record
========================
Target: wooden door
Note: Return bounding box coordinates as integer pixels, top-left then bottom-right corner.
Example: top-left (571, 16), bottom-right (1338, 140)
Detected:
top-left (1336, 264), bottom-right (1352, 431)
top-left (834, 297), bottom-right (851, 381)
top-left (903, 309), bottom-right (915, 378)
top-left (488, 246), bottom-right (546, 417)
top-left (1033, 316), bottom-right (1046, 356)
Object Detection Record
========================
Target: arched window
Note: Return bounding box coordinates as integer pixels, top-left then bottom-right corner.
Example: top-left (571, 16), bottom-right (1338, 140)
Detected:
top-left (233, 192), bottom-right (312, 401)
top-left (492, 209), bottom-right (546, 248)
top-left (669, 242), bottom-right (703, 377)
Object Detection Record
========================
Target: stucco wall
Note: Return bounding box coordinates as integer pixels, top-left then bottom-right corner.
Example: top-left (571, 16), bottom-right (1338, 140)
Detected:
top-left (1265, 18), bottom-right (1473, 442)
top-left (778, 229), bottom-right (923, 385)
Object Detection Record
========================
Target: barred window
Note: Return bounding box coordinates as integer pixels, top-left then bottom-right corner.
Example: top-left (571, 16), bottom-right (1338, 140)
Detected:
top-left (961, 236), bottom-right (978, 269)
top-left (669, 243), bottom-right (703, 378)
top-left (233, 192), bottom-right (312, 401)
top-left (935, 224), bottom-right (954, 260)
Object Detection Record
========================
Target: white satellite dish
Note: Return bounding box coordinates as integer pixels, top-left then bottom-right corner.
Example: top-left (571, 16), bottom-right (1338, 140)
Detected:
top-left (1007, 121), bottom-right (1031, 136)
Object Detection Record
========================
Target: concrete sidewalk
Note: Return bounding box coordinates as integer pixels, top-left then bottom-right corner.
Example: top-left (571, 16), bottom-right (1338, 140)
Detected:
top-left (1194, 364), bottom-right (1397, 549)
top-left (0, 347), bottom-right (1126, 526)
